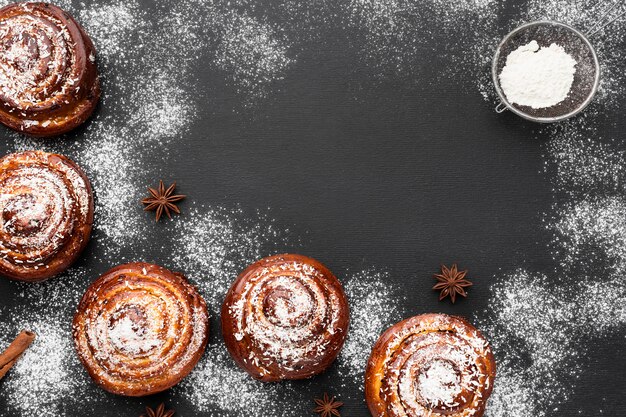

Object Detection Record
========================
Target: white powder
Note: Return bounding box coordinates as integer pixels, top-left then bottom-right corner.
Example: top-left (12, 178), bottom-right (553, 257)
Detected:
top-left (477, 271), bottom-right (582, 417)
top-left (346, 0), bottom-right (499, 84)
top-left (553, 197), bottom-right (626, 268)
top-left (214, 9), bottom-right (294, 106)
top-left (175, 266), bottom-right (402, 415)
top-left (176, 345), bottom-right (304, 417)
top-left (545, 122), bottom-right (626, 196)
top-left (522, 0), bottom-right (626, 105)
top-left (337, 269), bottom-right (404, 391)
top-left (107, 315), bottom-right (162, 355)
top-left (499, 41), bottom-right (577, 109)
top-left (169, 205), bottom-right (293, 311)
top-left (418, 360), bottom-right (462, 408)
top-left (474, 0), bottom-right (626, 107)
top-left (0, 269), bottom-right (105, 417)
top-left (0, 0), bottom-right (624, 416)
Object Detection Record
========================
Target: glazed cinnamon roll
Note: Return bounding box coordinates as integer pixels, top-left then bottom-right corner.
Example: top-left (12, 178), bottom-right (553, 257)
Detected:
top-left (221, 254), bottom-right (350, 382)
top-left (73, 262), bottom-right (209, 397)
top-left (365, 314), bottom-right (496, 417)
top-left (0, 2), bottom-right (100, 136)
top-left (0, 150), bottom-right (93, 282)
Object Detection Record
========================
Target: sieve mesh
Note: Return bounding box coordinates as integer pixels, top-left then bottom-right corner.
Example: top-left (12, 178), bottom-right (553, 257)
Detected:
top-left (492, 21), bottom-right (600, 123)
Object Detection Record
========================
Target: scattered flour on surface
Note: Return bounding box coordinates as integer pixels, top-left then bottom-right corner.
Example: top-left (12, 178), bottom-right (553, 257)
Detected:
top-left (176, 345), bottom-right (303, 417)
top-left (169, 204), bottom-right (294, 311)
top-left (346, 0), bottom-right (500, 89)
top-left (553, 197), bottom-right (626, 269)
top-left (478, 271), bottom-right (580, 417)
top-left (214, 9), bottom-right (294, 105)
top-left (337, 269), bottom-right (404, 390)
top-left (545, 122), bottom-right (626, 197)
top-left (0, 269), bottom-right (105, 417)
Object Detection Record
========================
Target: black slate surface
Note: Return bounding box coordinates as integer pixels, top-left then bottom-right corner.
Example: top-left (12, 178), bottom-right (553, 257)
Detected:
top-left (0, 0), bottom-right (625, 416)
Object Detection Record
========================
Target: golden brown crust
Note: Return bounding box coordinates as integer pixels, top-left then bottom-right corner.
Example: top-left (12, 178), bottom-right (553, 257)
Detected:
top-left (0, 2), bottom-right (100, 136)
top-left (365, 313), bottom-right (496, 417)
top-left (0, 150), bottom-right (93, 282)
top-left (221, 254), bottom-right (350, 382)
top-left (72, 262), bottom-right (209, 397)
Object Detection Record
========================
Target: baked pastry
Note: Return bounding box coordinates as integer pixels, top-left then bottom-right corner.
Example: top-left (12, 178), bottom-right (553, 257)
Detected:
top-left (0, 2), bottom-right (100, 136)
top-left (0, 150), bottom-right (93, 282)
top-left (365, 313), bottom-right (496, 417)
top-left (73, 262), bottom-right (209, 396)
top-left (221, 254), bottom-right (349, 382)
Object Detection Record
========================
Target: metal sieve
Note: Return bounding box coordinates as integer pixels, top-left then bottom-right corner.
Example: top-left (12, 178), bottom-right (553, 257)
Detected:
top-left (492, 21), bottom-right (599, 123)
top-left (492, 3), bottom-right (626, 123)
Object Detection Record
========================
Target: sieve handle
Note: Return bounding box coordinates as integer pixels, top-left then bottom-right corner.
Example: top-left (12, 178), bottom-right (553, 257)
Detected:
top-left (587, 2), bottom-right (626, 36)
top-left (495, 101), bottom-right (508, 113)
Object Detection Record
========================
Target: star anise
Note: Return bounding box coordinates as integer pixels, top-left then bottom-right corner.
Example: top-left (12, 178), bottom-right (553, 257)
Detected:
top-left (433, 264), bottom-right (473, 303)
top-left (314, 393), bottom-right (343, 417)
top-left (140, 403), bottom-right (174, 417)
top-left (142, 180), bottom-right (185, 222)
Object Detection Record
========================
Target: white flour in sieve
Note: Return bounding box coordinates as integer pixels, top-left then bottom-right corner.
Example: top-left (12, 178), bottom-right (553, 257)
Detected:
top-left (499, 40), bottom-right (577, 109)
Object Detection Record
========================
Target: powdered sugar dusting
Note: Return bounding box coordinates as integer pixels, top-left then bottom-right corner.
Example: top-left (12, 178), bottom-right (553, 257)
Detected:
top-left (107, 315), bottom-right (162, 355)
top-left (170, 205), bottom-right (292, 310)
top-left (215, 9), bottom-right (294, 106)
top-left (176, 345), bottom-right (303, 417)
top-left (337, 269), bottom-right (404, 387)
top-left (346, 0), bottom-right (499, 87)
top-left (176, 266), bottom-right (398, 415)
top-left (418, 360), bottom-right (462, 408)
top-left (0, 269), bottom-right (104, 417)
top-left (478, 271), bottom-right (581, 417)
top-left (553, 197), bottom-right (626, 269)
top-left (545, 123), bottom-right (626, 196)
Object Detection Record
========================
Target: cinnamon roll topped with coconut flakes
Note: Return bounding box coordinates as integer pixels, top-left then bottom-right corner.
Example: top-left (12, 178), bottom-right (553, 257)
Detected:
top-left (0, 150), bottom-right (93, 282)
top-left (221, 254), bottom-right (350, 382)
top-left (365, 313), bottom-right (496, 417)
top-left (0, 2), bottom-right (100, 136)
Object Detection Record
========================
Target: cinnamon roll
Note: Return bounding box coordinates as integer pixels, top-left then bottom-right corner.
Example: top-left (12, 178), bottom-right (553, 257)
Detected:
top-left (73, 262), bottom-right (209, 397)
top-left (0, 150), bottom-right (93, 282)
top-left (221, 254), bottom-right (349, 382)
top-left (0, 2), bottom-right (100, 136)
top-left (365, 313), bottom-right (496, 417)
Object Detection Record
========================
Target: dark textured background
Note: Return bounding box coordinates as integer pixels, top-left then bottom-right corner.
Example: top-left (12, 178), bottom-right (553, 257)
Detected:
top-left (0, 0), bottom-right (625, 415)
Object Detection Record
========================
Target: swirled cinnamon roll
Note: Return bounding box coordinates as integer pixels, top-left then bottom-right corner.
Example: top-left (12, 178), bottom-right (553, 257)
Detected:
top-left (221, 254), bottom-right (350, 382)
top-left (0, 2), bottom-right (100, 136)
top-left (73, 262), bottom-right (209, 397)
top-left (0, 150), bottom-right (93, 282)
top-left (365, 314), bottom-right (496, 417)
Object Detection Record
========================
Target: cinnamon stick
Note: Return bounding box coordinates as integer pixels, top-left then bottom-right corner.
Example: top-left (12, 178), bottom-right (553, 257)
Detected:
top-left (0, 330), bottom-right (36, 379)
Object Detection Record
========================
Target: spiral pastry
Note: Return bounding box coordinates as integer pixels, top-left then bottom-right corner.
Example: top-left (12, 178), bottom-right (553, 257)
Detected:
top-left (0, 2), bottom-right (100, 136)
top-left (73, 262), bottom-right (209, 396)
top-left (365, 314), bottom-right (496, 417)
top-left (221, 254), bottom-right (350, 382)
top-left (0, 150), bottom-right (93, 282)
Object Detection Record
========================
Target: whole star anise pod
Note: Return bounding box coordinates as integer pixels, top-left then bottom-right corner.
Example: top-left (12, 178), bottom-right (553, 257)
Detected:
top-left (142, 180), bottom-right (185, 222)
top-left (140, 403), bottom-right (174, 417)
top-left (433, 263), bottom-right (473, 303)
top-left (314, 393), bottom-right (343, 417)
